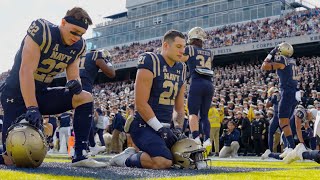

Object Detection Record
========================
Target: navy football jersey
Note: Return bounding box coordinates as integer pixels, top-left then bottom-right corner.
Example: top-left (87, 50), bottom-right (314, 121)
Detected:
top-left (136, 52), bottom-right (187, 124)
top-left (275, 55), bottom-right (299, 89)
top-left (79, 51), bottom-right (105, 92)
top-left (184, 45), bottom-right (213, 79)
top-left (4, 19), bottom-right (86, 95)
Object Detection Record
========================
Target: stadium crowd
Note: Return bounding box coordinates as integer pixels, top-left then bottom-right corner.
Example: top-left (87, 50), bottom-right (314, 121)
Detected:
top-left (108, 8), bottom-right (320, 63)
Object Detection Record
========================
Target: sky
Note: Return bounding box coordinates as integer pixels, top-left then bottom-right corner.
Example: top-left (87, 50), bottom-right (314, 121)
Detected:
top-left (0, 0), bottom-right (319, 74)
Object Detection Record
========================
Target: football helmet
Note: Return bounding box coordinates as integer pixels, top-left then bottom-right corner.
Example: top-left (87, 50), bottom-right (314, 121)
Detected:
top-left (267, 87), bottom-right (278, 97)
top-left (171, 138), bottom-right (209, 169)
top-left (102, 49), bottom-right (111, 59)
top-left (6, 121), bottom-right (48, 168)
top-left (187, 27), bottom-right (206, 44)
top-left (278, 42), bottom-right (294, 57)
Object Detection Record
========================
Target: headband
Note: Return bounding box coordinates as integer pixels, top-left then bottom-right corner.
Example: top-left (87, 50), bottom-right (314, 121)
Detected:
top-left (64, 16), bottom-right (89, 30)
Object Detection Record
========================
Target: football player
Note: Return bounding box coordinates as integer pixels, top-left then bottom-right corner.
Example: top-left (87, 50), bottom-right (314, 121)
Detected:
top-left (0, 7), bottom-right (106, 167)
top-left (183, 27), bottom-right (214, 151)
top-left (261, 42), bottom-right (300, 158)
top-left (80, 49), bottom-right (115, 155)
top-left (109, 30), bottom-right (187, 169)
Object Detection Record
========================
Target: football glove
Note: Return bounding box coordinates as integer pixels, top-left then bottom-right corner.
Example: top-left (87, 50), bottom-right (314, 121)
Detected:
top-left (172, 128), bottom-right (187, 141)
top-left (25, 106), bottom-right (42, 128)
top-left (66, 80), bottom-right (82, 95)
top-left (269, 46), bottom-right (279, 56)
top-left (157, 127), bottom-right (178, 149)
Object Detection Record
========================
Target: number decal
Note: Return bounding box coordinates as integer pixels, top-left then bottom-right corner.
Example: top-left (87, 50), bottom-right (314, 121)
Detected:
top-left (138, 55), bottom-right (146, 65)
top-left (196, 55), bottom-right (211, 69)
top-left (292, 65), bottom-right (300, 80)
top-left (27, 22), bottom-right (40, 36)
top-left (34, 59), bottom-right (67, 83)
top-left (159, 81), bottom-right (179, 105)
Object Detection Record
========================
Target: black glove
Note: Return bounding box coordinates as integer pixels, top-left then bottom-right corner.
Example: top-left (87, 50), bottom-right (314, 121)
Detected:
top-left (269, 46), bottom-right (279, 56)
top-left (172, 128), bottom-right (187, 140)
top-left (157, 127), bottom-right (178, 149)
top-left (66, 80), bottom-right (82, 95)
top-left (25, 106), bottom-right (42, 127)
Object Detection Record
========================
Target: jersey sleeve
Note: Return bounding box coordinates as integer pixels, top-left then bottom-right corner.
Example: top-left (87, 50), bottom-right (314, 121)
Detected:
top-left (91, 51), bottom-right (104, 61)
top-left (184, 45), bottom-right (195, 57)
top-left (295, 109), bottom-right (305, 120)
top-left (27, 19), bottom-right (50, 51)
top-left (275, 55), bottom-right (288, 66)
top-left (137, 53), bottom-right (156, 75)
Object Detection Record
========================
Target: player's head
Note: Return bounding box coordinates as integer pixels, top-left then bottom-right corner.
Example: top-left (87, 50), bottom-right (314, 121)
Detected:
top-left (60, 7), bottom-right (92, 46)
top-left (162, 30), bottom-right (186, 63)
top-left (187, 27), bottom-right (206, 47)
top-left (278, 42), bottom-right (294, 57)
top-left (6, 121), bottom-right (48, 168)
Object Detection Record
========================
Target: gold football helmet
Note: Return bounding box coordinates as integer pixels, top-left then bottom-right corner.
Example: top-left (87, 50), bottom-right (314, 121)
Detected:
top-left (278, 42), bottom-right (294, 57)
top-left (171, 138), bottom-right (209, 169)
top-left (6, 122), bottom-right (48, 168)
top-left (187, 27), bottom-right (207, 44)
top-left (102, 49), bottom-right (111, 59)
top-left (267, 87), bottom-right (279, 97)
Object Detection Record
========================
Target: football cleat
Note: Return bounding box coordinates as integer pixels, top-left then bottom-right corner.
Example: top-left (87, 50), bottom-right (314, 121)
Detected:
top-left (279, 148), bottom-right (293, 158)
top-left (261, 149), bottom-right (271, 160)
top-left (89, 145), bottom-right (106, 156)
top-left (109, 147), bottom-right (136, 167)
top-left (72, 156), bottom-right (108, 168)
top-left (283, 143), bottom-right (307, 164)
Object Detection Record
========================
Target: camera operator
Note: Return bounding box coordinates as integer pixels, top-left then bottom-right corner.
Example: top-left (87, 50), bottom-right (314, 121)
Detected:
top-left (219, 121), bottom-right (240, 158)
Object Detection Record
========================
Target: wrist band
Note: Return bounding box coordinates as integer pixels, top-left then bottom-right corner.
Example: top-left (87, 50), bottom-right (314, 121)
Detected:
top-left (147, 117), bottom-right (163, 131)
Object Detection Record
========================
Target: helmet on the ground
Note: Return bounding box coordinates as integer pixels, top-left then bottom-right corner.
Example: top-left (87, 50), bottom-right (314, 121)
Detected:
top-left (187, 27), bottom-right (206, 44)
top-left (171, 138), bottom-right (208, 169)
top-left (6, 121), bottom-right (48, 168)
top-left (278, 42), bottom-right (294, 57)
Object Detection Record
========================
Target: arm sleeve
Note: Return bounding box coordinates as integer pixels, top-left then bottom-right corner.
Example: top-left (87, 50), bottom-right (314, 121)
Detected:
top-left (137, 53), bottom-right (155, 75)
top-left (26, 19), bottom-right (48, 50)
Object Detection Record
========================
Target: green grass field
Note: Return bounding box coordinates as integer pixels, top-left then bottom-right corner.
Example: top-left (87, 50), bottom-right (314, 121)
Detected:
top-left (0, 154), bottom-right (318, 180)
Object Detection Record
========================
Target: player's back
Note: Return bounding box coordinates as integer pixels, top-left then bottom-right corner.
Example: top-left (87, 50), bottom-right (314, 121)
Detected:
top-left (275, 55), bottom-right (299, 89)
top-left (4, 18), bottom-right (86, 96)
top-left (185, 45), bottom-right (213, 81)
top-left (79, 51), bottom-right (104, 92)
top-left (135, 52), bottom-right (187, 124)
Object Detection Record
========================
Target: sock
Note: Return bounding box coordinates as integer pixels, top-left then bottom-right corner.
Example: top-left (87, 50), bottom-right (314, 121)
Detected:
top-left (73, 102), bottom-right (93, 159)
top-left (285, 135), bottom-right (295, 149)
top-left (125, 152), bottom-right (143, 168)
top-left (88, 121), bottom-right (96, 148)
top-left (302, 150), bottom-right (319, 161)
top-left (201, 119), bottom-right (210, 141)
top-left (192, 131), bottom-right (200, 139)
top-left (269, 152), bottom-right (283, 160)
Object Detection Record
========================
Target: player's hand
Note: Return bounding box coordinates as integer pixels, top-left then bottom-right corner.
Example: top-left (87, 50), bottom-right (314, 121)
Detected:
top-left (157, 127), bottom-right (178, 148)
top-left (172, 128), bottom-right (187, 140)
top-left (25, 106), bottom-right (42, 127)
top-left (66, 80), bottom-right (82, 95)
top-left (269, 46), bottom-right (279, 56)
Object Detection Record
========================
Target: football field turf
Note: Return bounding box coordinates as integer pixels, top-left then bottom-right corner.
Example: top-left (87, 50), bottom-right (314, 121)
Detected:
top-left (0, 154), bottom-right (319, 180)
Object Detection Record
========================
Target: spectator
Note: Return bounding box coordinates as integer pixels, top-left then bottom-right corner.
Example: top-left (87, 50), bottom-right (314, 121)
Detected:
top-left (219, 121), bottom-right (240, 158)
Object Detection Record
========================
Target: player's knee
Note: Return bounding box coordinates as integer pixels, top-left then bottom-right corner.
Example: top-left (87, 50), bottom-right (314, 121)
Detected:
top-left (72, 91), bottom-right (93, 107)
top-left (152, 158), bottom-right (172, 169)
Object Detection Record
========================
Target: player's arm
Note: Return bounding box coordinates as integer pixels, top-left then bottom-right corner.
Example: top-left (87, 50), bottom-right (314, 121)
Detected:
top-left (66, 58), bottom-right (81, 81)
top-left (135, 69), bottom-right (158, 124)
top-left (20, 35), bottom-right (41, 107)
top-left (96, 58), bottom-right (115, 78)
top-left (173, 83), bottom-right (186, 129)
top-left (261, 61), bottom-right (285, 71)
top-left (295, 115), bottom-right (304, 143)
